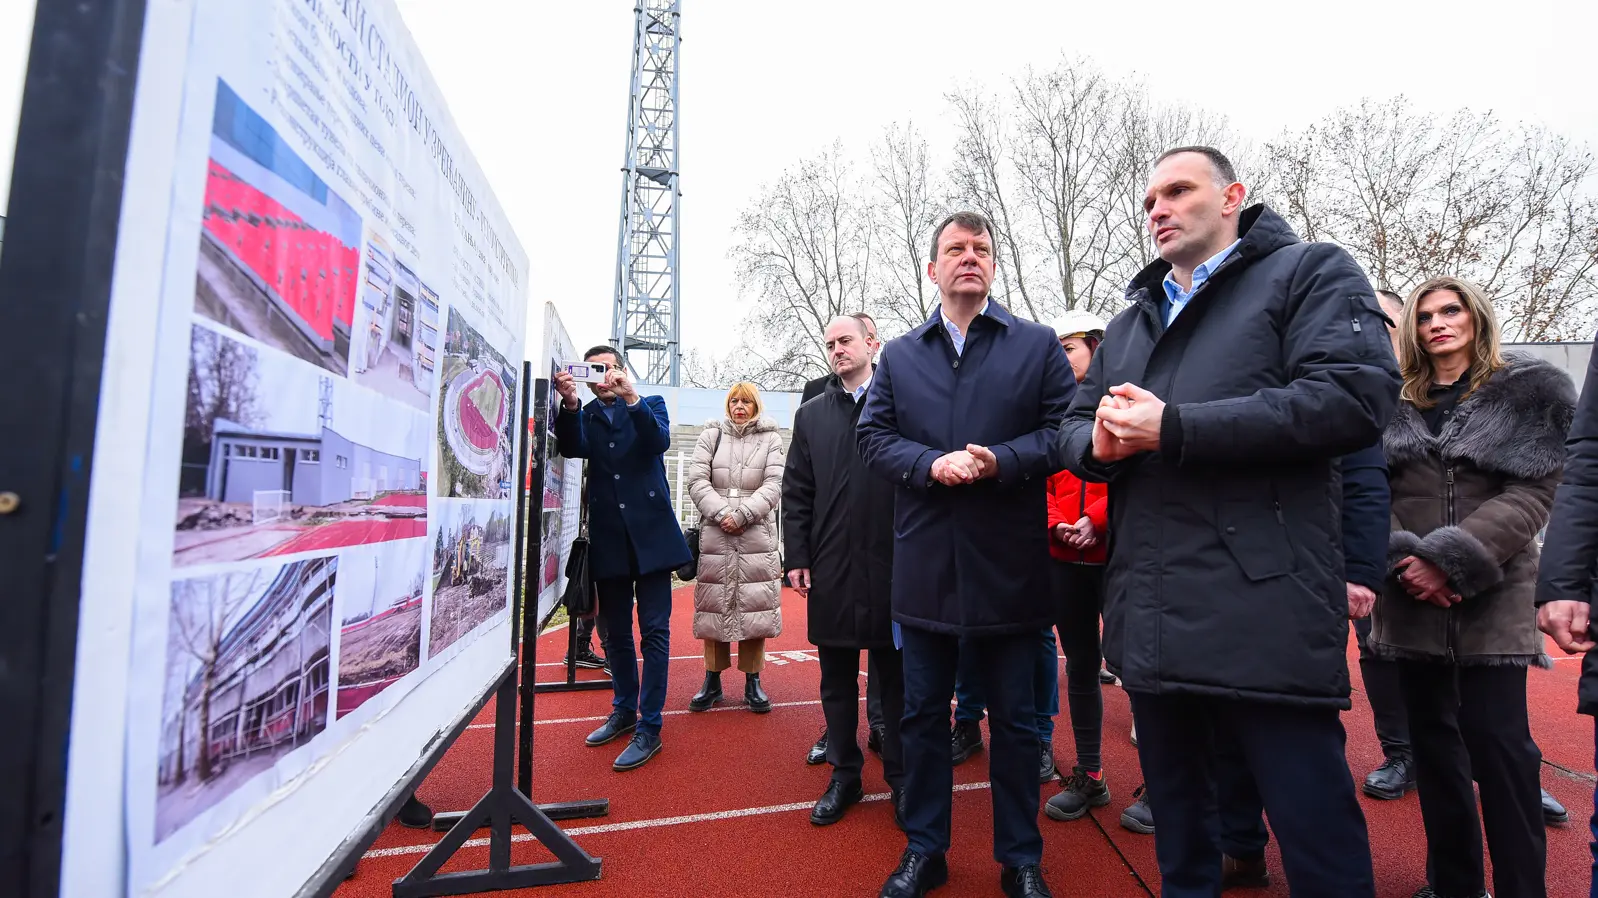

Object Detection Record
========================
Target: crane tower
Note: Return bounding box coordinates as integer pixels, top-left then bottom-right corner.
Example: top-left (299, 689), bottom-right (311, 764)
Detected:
top-left (610, 0), bottom-right (682, 386)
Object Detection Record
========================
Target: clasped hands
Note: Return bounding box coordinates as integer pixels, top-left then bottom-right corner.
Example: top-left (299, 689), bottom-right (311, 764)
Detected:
top-left (1091, 383), bottom-right (1166, 462)
top-left (931, 444), bottom-right (999, 486)
top-left (1393, 556), bottom-right (1461, 608)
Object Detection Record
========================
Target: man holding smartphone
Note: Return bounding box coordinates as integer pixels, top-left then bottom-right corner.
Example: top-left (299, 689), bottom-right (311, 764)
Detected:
top-left (554, 346), bottom-right (690, 771)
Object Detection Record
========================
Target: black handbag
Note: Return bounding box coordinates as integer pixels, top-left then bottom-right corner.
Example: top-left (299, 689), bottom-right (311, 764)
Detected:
top-left (675, 427), bottom-right (719, 582)
top-left (560, 475), bottom-right (596, 617)
top-left (676, 525), bottom-right (701, 581)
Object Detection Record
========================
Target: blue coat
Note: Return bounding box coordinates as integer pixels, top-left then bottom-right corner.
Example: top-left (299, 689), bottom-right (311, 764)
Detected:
top-left (555, 395), bottom-right (691, 581)
top-left (857, 301), bottom-right (1077, 636)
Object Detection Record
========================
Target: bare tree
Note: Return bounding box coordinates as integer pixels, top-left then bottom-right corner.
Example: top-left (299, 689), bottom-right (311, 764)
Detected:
top-left (869, 121), bottom-right (944, 332)
top-left (1266, 97), bottom-right (1598, 339)
top-left (946, 83), bottom-right (1043, 320)
top-left (167, 568), bottom-right (267, 782)
top-left (728, 142), bottom-right (876, 387)
top-left (184, 325), bottom-right (263, 463)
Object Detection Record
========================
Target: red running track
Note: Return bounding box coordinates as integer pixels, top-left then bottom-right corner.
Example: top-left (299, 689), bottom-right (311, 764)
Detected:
top-left (336, 586), bottom-right (1594, 897)
top-left (262, 519), bottom-right (428, 556)
top-left (370, 493), bottom-right (430, 508)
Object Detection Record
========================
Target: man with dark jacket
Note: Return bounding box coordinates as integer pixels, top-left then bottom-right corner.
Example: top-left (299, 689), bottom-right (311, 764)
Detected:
top-left (800, 311), bottom-right (887, 766)
top-left (784, 314), bottom-right (904, 827)
top-left (1536, 340), bottom-right (1598, 897)
top-left (1055, 147), bottom-right (1397, 896)
top-left (859, 211), bottom-right (1075, 898)
top-left (1210, 441), bottom-right (1390, 887)
top-left (555, 345), bottom-right (691, 772)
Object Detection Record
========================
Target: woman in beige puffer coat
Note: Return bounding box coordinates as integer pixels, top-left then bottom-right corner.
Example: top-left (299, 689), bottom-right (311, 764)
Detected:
top-left (686, 381), bottom-right (785, 713)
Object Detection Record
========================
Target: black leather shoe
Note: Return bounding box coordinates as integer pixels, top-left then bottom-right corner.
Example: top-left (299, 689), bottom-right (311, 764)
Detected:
top-left (1000, 864), bottom-right (1052, 898)
top-left (745, 672), bottom-right (771, 713)
top-left (806, 728), bottom-right (828, 765)
top-left (890, 785), bottom-right (906, 832)
top-left (1038, 740), bottom-right (1057, 784)
top-left (1543, 787), bottom-right (1568, 825)
top-left (688, 671), bottom-right (722, 711)
top-left (879, 849), bottom-right (948, 897)
top-left (1119, 784), bottom-right (1154, 834)
top-left (396, 793), bottom-right (433, 829)
top-left (584, 711), bottom-right (637, 746)
top-left (950, 719), bottom-right (983, 765)
top-left (810, 778), bottom-right (864, 825)
top-left (868, 724), bottom-right (885, 755)
top-left (1362, 756), bottom-right (1415, 800)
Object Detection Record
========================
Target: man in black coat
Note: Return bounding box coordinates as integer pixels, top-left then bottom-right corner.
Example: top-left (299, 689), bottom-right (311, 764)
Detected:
top-left (1535, 337), bottom-right (1598, 891)
top-left (1055, 147), bottom-right (1398, 896)
top-left (784, 314), bottom-right (904, 828)
top-left (1210, 440), bottom-right (1390, 886)
top-left (859, 212), bottom-right (1075, 898)
top-left (798, 311), bottom-right (887, 766)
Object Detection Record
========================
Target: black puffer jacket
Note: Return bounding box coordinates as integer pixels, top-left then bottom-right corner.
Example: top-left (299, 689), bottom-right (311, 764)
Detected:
top-left (1537, 342), bottom-right (1598, 714)
top-left (1057, 205), bottom-right (1401, 708)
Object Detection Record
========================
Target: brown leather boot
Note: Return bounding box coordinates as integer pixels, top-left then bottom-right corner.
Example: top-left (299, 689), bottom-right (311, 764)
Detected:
top-left (1221, 854), bottom-right (1269, 888)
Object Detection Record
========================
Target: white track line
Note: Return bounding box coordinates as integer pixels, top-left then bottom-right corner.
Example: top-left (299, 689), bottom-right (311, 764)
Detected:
top-left (466, 697), bottom-right (860, 730)
top-left (362, 782), bottom-right (994, 860)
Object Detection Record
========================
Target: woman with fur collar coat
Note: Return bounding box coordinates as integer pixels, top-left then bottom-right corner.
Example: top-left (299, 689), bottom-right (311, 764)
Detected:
top-left (1371, 276), bottom-right (1575, 898)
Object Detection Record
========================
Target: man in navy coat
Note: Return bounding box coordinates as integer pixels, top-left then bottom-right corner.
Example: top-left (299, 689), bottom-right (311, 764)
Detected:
top-left (859, 212), bottom-right (1076, 898)
top-left (555, 346), bottom-right (690, 771)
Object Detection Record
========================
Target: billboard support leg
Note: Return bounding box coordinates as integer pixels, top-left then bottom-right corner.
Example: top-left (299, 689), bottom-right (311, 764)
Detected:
top-left (391, 367), bottom-right (602, 895)
top-left (391, 667), bottom-right (602, 896)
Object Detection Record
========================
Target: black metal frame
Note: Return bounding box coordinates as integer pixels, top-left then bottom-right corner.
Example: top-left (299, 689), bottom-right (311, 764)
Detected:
top-left (532, 623), bottom-right (613, 695)
top-left (393, 363), bottom-right (603, 894)
top-left (0, 2), bottom-right (148, 897)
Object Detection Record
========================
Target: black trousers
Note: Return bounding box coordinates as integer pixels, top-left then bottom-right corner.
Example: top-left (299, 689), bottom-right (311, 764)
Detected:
top-left (1397, 660), bottom-right (1546, 898)
top-left (1129, 691), bottom-right (1374, 897)
top-left (901, 625), bottom-right (1042, 866)
top-left (1054, 561), bottom-right (1104, 771)
top-left (817, 645), bottom-right (904, 790)
top-left (867, 652), bottom-right (884, 730)
top-left (1211, 723), bottom-right (1270, 861)
top-left (1353, 617), bottom-right (1410, 760)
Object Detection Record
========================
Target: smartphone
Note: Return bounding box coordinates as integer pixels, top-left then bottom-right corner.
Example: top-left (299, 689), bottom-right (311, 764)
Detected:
top-left (557, 359), bottom-right (609, 384)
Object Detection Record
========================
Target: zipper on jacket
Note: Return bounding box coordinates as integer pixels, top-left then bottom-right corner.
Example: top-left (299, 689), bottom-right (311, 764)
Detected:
top-left (1444, 464), bottom-right (1457, 662)
top-left (1273, 501), bottom-right (1285, 525)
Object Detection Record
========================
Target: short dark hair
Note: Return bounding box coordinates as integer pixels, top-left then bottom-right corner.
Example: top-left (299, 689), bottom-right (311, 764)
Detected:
top-left (928, 211), bottom-right (996, 264)
top-left (1375, 288), bottom-right (1403, 305)
top-left (583, 344), bottom-right (621, 362)
top-left (1153, 145), bottom-right (1238, 186)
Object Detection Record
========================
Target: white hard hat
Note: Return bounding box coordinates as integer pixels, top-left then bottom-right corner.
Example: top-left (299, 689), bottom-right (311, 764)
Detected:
top-left (1052, 309), bottom-right (1107, 339)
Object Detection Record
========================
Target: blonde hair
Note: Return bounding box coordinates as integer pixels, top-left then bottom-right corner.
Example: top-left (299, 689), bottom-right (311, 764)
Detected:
top-left (725, 381), bottom-right (763, 419)
top-left (1397, 275), bottom-right (1505, 409)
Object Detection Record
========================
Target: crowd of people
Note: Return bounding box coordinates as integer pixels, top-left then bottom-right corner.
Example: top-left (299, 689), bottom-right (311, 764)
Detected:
top-left (548, 144), bottom-right (1598, 898)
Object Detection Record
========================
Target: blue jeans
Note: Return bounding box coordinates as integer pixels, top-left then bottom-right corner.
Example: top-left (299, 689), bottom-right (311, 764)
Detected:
top-left (953, 628), bottom-right (1058, 741)
top-left (596, 566), bottom-right (673, 736)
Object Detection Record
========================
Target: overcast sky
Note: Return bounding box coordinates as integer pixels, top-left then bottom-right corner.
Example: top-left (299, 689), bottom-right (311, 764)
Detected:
top-left (3, 0), bottom-right (1595, 365)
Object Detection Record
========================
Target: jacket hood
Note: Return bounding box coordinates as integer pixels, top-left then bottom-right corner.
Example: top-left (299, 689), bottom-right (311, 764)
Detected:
top-left (1383, 351), bottom-right (1576, 480)
top-left (709, 414), bottom-right (781, 437)
top-left (1127, 204), bottom-right (1301, 297)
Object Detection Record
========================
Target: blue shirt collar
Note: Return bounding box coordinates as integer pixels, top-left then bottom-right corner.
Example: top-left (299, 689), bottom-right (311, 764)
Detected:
top-left (1161, 239), bottom-right (1241, 304)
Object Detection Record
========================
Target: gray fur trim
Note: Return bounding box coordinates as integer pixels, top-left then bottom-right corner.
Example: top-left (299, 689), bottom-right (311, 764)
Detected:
top-left (1412, 525), bottom-right (1504, 597)
top-left (1388, 530), bottom-right (1423, 571)
top-left (1383, 352), bottom-right (1576, 480)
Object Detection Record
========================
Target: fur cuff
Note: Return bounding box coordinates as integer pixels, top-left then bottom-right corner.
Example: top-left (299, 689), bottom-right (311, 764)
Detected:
top-left (1413, 525), bottom-right (1504, 597)
top-left (1387, 530), bottom-right (1423, 573)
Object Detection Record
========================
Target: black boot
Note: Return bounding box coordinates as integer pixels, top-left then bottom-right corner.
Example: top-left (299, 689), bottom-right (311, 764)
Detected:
top-left (745, 672), bottom-right (771, 713)
top-left (689, 671), bottom-right (722, 711)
